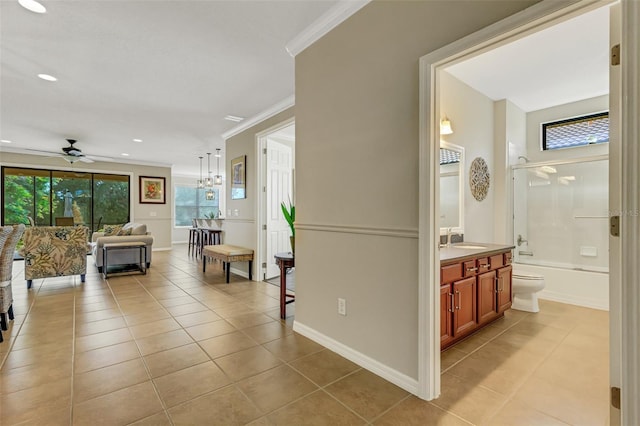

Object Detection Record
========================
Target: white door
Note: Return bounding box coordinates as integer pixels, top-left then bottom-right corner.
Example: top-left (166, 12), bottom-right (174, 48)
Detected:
top-left (266, 139), bottom-right (293, 279)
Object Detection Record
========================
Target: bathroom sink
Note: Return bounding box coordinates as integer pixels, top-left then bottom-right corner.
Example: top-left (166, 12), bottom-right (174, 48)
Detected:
top-left (452, 244), bottom-right (487, 250)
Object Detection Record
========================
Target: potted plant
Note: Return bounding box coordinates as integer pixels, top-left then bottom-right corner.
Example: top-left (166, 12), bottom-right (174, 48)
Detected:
top-left (280, 199), bottom-right (295, 253)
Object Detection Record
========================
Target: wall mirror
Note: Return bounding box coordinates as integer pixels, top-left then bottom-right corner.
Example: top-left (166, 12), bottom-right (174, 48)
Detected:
top-left (439, 141), bottom-right (464, 233)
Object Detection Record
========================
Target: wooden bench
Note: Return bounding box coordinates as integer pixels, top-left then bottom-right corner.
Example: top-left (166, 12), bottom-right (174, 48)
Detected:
top-left (202, 244), bottom-right (253, 283)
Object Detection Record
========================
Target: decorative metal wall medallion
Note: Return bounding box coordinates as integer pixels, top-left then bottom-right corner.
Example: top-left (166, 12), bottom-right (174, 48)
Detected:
top-left (469, 157), bottom-right (490, 201)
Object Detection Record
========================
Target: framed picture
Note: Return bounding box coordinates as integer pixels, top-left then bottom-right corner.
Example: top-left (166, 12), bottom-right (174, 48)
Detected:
top-left (230, 155), bottom-right (247, 199)
top-left (139, 176), bottom-right (166, 204)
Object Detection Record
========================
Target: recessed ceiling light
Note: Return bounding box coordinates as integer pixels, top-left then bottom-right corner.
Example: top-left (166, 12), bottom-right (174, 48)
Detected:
top-left (224, 115), bottom-right (244, 122)
top-left (37, 73), bottom-right (57, 82)
top-left (1, 139), bottom-right (12, 143)
top-left (18, 0), bottom-right (46, 14)
top-left (121, 153), bottom-right (130, 156)
top-left (133, 138), bottom-right (142, 143)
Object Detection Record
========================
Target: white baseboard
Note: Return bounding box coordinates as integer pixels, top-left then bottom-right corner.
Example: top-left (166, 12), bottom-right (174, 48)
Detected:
top-left (152, 246), bottom-right (172, 252)
top-left (230, 267), bottom-right (251, 281)
top-left (539, 291), bottom-right (609, 311)
top-left (293, 321), bottom-right (420, 395)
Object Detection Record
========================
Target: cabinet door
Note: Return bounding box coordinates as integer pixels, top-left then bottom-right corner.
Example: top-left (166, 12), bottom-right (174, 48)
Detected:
top-left (440, 284), bottom-right (453, 347)
top-left (497, 265), bottom-right (512, 313)
top-left (453, 277), bottom-right (477, 336)
top-left (477, 270), bottom-right (498, 325)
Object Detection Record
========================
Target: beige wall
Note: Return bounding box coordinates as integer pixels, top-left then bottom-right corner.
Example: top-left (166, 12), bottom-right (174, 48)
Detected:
top-left (295, 0), bottom-right (539, 381)
top-left (224, 107), bottom-right (294, 278)
top-left (1, 152), bottom-right (173, 249)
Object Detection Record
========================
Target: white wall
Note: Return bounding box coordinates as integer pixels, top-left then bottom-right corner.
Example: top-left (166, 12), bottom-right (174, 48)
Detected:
top-left (440, 71), bottom-right (495, 243)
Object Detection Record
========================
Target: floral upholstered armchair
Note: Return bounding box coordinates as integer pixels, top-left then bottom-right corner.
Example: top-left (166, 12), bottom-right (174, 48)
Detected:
top-left (20, 226), bottom-right (89, 289)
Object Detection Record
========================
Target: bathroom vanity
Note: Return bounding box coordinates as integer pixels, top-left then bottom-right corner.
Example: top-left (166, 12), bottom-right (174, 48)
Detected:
top-left (440, 243), bottom-right (515, 350)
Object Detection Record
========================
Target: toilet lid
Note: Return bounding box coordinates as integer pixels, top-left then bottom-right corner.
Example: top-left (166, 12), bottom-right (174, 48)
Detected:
top-left (513, 272), bottom-right (544, 280)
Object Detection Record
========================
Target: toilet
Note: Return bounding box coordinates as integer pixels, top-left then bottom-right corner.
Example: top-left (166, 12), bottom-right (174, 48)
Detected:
top-left (511, 269), bottom-right (545, 312)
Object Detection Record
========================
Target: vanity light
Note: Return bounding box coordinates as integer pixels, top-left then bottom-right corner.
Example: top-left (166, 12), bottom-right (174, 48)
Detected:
top-left (213, 148), bottom-right (222, 185)
top-left (440, 117), bottom-right (453, 135)
top-left (37, 73), bottom-right (57, 82)
top-left (19, 0), bottom-right (46, 13)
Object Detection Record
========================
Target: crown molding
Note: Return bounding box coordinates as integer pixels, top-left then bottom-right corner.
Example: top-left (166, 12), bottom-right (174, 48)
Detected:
top-left (285, 0), bottom-right (371, 57)
top-left (221, 95), bottom-right (295, 141)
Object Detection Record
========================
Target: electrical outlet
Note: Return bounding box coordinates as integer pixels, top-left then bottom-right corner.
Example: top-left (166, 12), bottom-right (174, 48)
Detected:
top-left (337, 298), bottom-right (346, 316)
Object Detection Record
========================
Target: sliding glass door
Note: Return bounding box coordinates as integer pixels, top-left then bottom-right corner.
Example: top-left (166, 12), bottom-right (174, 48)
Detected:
top-left (2, 167), bottom-right (130, 231)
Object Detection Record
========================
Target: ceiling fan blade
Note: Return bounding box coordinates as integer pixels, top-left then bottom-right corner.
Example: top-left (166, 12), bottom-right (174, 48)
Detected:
top-left (78, 157), bottom-right (95, 163)
top-left (86, 155), bottom-right (115, 162)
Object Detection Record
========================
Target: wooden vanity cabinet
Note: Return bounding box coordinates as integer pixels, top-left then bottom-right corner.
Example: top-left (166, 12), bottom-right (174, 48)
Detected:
top-left (440, 264), bottom-right (478, 348)
top-left (441, 248), bottom-right (513, 350)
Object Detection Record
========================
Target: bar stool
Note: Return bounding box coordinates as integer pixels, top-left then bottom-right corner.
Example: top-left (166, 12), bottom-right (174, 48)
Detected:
top-left (188, 227), bottom-right (200, 256)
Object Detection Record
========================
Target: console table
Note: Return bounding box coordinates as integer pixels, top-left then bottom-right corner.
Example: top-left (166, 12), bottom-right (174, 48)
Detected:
top-left (274, 252), bottom-right (295, 320)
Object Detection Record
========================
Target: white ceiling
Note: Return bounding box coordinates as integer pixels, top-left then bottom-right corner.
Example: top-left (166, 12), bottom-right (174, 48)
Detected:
top-left (445, 5), bottom-right (610, 113)
top-left (0, 0), bottom-right (337, 175)
top-left (1, 2), bottom-right (610, 177)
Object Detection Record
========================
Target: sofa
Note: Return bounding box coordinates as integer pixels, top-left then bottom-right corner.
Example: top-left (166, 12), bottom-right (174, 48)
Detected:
top-left (91, 222), bottom-right (154, 272)
top-left (21, 225), bottom-right (88, 289)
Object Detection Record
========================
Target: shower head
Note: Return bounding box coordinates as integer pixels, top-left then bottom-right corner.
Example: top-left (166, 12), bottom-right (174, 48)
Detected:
top-left (518, 156), bottom-right (530, 163)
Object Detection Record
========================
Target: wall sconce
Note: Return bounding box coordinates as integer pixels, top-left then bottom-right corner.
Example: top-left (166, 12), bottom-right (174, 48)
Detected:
top-left (440, 117), bottom-right (453, 135)
top-left (213, 148), bottom-right (222, 185)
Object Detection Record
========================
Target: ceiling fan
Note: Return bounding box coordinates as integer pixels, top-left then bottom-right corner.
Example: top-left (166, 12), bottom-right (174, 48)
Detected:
top-left (15, 139), bottom-right (114, 164)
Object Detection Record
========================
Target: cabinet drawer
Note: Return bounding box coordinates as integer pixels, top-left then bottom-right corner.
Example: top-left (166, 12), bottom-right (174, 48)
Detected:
top-left (441, 263), bottom-right (463, 284)
top-left (477, 257), bottom-right (490, 273)
top-left (489, 254), bottom-right (504, 270)
top-left (504, 251), bottom-right (512, 265)
top-left (463, 260), bottom-right (478, 277)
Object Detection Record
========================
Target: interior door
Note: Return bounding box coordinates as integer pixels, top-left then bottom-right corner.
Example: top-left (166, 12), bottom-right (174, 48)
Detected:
top-left (266, 139), bottom-right (293, 279)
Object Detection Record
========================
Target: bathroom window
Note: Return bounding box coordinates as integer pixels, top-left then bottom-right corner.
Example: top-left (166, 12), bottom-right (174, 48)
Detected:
top-left (542, 111), bottom-right (609, 150)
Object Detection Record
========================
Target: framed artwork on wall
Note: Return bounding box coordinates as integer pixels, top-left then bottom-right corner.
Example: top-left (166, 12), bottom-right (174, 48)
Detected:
top-left (230, 155), bottom-right (246, 199)
top-left (139, 176), bottom-right (166, 204)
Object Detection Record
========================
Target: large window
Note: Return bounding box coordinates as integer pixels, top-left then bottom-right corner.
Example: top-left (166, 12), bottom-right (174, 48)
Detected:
top-left (2, 167), bottom-right (130, 230)
top-left (542, 111), bottom-right (609, 150)
top-left (174, 185), bottom-right (219, 227)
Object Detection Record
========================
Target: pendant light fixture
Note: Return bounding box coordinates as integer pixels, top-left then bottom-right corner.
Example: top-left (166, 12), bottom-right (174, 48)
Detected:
top-left (214, 148), bottom-right (222, 185)
top-left (205, 152), bottom-right (213, 187)
top-left (197, 156), bottom-right (204, 188)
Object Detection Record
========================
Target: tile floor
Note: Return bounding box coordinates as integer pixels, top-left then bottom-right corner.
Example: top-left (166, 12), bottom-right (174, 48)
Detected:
top-left (0, 246), bottom-right (609, 425)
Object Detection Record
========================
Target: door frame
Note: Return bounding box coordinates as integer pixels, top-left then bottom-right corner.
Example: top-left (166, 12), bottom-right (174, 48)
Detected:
top-left (256, 117), bottom-right (295, 281)
top-left (419, 2), bottom-right (638, 422)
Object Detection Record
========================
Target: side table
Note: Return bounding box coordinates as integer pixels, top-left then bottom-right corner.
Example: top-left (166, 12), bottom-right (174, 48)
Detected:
top-left (274, 252), bottom-right (295, 320)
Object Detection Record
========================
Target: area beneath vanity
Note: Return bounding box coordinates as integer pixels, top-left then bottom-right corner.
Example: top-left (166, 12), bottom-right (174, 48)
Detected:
top-left (440, 243), bottom-right (515, 350)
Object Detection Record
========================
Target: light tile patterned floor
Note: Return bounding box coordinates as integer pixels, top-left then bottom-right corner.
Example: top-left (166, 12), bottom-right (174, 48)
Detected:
top-left (0, 246), bottom-right (609, 425)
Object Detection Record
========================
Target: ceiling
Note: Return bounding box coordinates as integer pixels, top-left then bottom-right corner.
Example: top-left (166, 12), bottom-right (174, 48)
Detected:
top-left (0, 0), bottom-right (337, 175)
top-left (445, 4), bottom-right (610, 113)
top-left (1, 2), bottom-right (610, 176)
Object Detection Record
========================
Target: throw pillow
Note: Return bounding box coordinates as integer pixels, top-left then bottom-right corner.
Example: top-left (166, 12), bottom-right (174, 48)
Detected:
top-left (117, 227), bottom-right (132, 236)
top-left (103, 224), bottom-right (123, 236)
